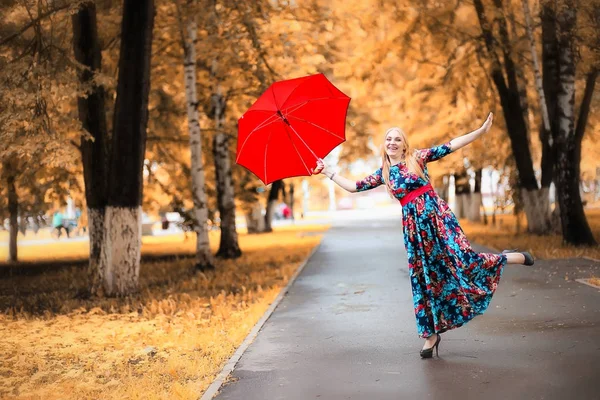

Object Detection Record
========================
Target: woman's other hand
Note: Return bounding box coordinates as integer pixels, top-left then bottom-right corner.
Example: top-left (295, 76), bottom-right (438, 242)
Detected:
top-left (480, 112), bottom-right (494, 134)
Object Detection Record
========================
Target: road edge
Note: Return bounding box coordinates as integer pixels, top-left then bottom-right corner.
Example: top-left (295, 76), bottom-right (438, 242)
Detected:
top-left (199, 241), bottom-right (322, 400)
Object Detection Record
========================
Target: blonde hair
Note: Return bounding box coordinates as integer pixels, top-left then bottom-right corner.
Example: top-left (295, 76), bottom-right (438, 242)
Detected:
top-left (381, 127), bottom-right (427, 197)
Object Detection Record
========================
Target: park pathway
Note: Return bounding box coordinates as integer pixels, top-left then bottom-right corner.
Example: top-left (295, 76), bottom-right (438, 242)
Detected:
top-left (212, 214), bottom-right (600, 400)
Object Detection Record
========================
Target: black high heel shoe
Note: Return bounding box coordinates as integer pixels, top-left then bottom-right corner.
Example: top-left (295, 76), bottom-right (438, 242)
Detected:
top-left (420, 334), bottom-right (441, 359)
top-left (502, 249), bottom-right (535, 266)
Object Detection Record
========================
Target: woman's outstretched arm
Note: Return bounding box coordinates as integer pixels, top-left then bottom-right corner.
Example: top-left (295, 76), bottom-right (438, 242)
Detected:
top-left (313, 159), bottom-right (359, 193)
top-left (448, 112), bottom-right (494, 152)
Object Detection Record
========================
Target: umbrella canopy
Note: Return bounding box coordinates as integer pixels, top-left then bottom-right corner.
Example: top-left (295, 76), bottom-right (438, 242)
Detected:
top-left (236, 73), bottom-right (351, 185)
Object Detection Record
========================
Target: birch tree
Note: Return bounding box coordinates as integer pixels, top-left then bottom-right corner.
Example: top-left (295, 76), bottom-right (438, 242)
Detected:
top-left (178, 1), bottom-right (215, 271)
top-left (553, 1), bottom-right (596, 245)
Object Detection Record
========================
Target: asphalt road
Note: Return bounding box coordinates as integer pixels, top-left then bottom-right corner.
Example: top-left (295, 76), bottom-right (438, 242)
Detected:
top-left (213, 215), bottom-right (600, 400)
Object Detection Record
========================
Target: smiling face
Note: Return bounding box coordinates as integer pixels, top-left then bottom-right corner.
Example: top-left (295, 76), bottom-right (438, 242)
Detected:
top-left (384, 128), bottom-right (405, 159)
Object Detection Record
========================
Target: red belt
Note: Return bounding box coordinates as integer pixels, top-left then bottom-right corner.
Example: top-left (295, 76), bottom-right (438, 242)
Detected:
top-left (399, 183), bottom-right (434, 206)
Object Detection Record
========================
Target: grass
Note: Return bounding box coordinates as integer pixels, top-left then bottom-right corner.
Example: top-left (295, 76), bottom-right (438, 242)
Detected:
top-left (0, 225), bottom-right (327, 399)
top-left (460, 208), bottom-right (600, 260)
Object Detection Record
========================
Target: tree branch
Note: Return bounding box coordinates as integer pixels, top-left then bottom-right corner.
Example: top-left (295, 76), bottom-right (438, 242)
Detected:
top-left (0, 2), bottom-right (71, 48)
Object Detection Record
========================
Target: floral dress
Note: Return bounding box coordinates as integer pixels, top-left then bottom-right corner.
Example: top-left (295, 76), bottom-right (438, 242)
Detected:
top-left (356, 142), bottom-right (507, 338)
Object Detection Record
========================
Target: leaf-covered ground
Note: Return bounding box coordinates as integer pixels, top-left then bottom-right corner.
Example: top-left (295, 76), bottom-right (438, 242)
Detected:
top-left (0, 227), bottom-right (325, 399)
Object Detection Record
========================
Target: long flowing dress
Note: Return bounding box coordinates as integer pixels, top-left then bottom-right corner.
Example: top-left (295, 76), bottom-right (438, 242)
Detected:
top-left (355, 142), bottom-right (507, 338)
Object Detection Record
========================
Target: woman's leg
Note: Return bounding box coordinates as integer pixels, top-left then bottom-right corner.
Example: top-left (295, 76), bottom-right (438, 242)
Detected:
top-left (504, 252), bottom-right (526, 265)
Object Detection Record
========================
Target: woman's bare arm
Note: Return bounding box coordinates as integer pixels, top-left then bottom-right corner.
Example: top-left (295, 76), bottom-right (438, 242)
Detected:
top-left (315, 160), bottom-right (358, 193)
top-left (448, 112), bottom-right (494, 152)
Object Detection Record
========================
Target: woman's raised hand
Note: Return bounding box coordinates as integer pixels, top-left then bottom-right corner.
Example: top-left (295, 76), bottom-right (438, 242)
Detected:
top-left (312, 158), bottom-right (325, 175)
top-left (480, 112), bottom-right (494, 134)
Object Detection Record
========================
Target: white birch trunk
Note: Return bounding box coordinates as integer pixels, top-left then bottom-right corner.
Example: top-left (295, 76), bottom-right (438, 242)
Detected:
top-left (522, 0), bottom-right (551, 133)
top-left (184, 19), bottom-right (213, 270)
top-left (101, 206), bottom-right (141, 296)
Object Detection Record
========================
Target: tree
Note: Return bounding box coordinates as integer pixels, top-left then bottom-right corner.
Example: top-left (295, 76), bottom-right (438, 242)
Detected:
top-left (0, 0), bottom-right (84, 263)
top-left (264, 180), bottom-right (285, 233)
top-left (71, 0), bottom-right (110, 293)
top-left (176, 0), bottom-right (215, 271)
top-left (211, 72), bottom-right (242, 258)
top-left (522, 0), bottom-right (553, 231)
top-left (553, 1), bottom-right (597, 245)
top-left (4, 160), bottom-right (18, 263)
top-left (473, 0), bottom-right (548, 234)
top-left (102, 0), bottom-right (155, 295)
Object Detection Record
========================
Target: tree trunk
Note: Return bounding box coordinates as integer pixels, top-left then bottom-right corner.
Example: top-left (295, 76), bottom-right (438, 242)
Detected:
top-left (574, 68), bottom-right (598, 172)
top-left (507, 2), bottom-right (531, 136)
top-left (87, 207), bottom-right (105, 291)
top-left (212, 84), bottom-right (241, 259)
top-left (521, 189), bottom-right (550, 234)
top-left (540, 4), bottom-right (560, 189)
top-left (553, 3), bottom-right (596, 246)
top-left (245, 203), bottom-right (264, 234)
top-left (522, 0), bottom-right (551, 135)
top-left (6, 165), bottom-right (18, 263)
top-left (183, 17), bottom-right (214, 270)
top-left (454, 171), bottom-right (470, 219)
top-left (523, 0), bottom-right (553, 232)
top-left (438, 176), bottom-right (450, 202)
top-left (104, 0), bottom-right (155, 295)
top-left (214, 132), bottom-right (241, 258)
top-left (475, 0), bottom-right (550, 234)
top-left (289, 183), bottom-right (295, 221)
top-left (264, 180), bottom-right (283, 232)
top-left (71, 1), bottom-right (109, 294)
top-left (468, 169), bottom-right (482, 222)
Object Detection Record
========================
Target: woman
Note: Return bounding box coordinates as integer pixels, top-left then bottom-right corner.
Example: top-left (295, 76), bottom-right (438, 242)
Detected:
top-left (313, 112), bottom-right (534, 358)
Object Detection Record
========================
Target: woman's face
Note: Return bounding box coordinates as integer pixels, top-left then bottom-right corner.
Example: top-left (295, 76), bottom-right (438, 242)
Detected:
top-left (385, 130), bottom-right (405, 158)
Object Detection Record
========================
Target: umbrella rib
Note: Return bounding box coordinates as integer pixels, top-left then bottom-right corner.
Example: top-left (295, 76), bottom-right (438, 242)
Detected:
top-left (281, 97), bottom-right (345, 116)
top-left (236, 115), bottom-right (280, 162)
top-left (270, 86), bottom-right (280, 110)
top-left (249, 114), bottom-right (280, 134)
top-left (286, 115), bottom-right (345, 140)
top-left (281, 101), bottom-right (309, 116)
top-left (283, 124), bottom-right (312, 175)
top-left (264, 129), bottom-right (274, 183)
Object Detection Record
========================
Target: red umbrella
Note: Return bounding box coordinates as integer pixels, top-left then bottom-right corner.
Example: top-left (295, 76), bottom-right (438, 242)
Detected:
top-left (236, 73), bottom-right (351, 185)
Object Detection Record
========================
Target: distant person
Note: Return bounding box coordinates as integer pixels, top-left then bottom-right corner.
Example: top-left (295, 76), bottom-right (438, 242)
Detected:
top-left (313, 112), bottom-right (534, 358)
top-left (52, 211), bottom-right (69, 238)
top-left (282, 204), bottom-right (291, 219)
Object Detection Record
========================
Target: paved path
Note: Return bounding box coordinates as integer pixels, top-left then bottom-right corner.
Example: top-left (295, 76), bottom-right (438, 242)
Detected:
top-left (213, 215), bottom-right (600, 400)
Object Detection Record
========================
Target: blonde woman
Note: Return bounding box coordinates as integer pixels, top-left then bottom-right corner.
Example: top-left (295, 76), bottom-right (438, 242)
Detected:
top-left (313, 112), bottom-right (533, 358)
